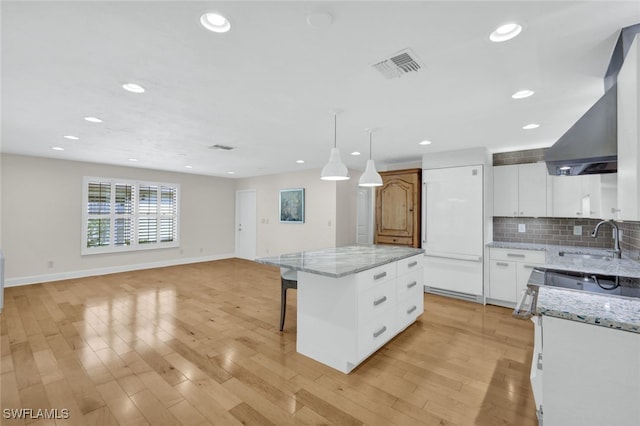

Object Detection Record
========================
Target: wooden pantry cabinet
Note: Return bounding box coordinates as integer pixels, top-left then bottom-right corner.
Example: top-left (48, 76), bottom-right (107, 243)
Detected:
top-left (374, 168), bottom-right (421, 248)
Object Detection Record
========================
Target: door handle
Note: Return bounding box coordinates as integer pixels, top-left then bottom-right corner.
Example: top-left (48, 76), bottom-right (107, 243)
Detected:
top-left (373, 271), bottom-right (387, 280)
top-left (373, 296), bottom-right (387, 306)
top-left (373, 326), bottom-right (387, 338)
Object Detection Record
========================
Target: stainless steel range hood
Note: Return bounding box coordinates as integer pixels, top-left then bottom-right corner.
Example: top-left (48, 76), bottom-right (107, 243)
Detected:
top-left (544, 86), bottom-right (617, 176)
top-left (545, 23), bottom-right (640, 176)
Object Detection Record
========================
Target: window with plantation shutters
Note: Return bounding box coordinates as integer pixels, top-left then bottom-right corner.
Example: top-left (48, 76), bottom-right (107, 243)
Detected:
top-left (82, 177), bottom-right (179, 255)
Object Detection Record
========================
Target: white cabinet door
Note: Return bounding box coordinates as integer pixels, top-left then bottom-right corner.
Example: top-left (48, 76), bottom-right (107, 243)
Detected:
top-left (552, 176), bottom-right (584, 218)
top-left (543, 316), bottom-right (640, 426)
top-left (580, 174), bottom-right (602, 218)
top-left (516, 262), bottom-right (542, 302)
top-left (600, 174), bottom-right (618, 220)
top-left (518, 163), bottom-right (547, 217)
top-left (617, 35), bottom-right (640, 221)
top-left (489, 260), bottom-right (516, 302)
top-left (494, 163), bottom-right (547, 217)
top-left (493, 165), bottom-right (518, 217)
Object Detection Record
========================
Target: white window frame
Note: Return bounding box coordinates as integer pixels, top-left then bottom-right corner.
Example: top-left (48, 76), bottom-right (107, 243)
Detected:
top-left (81, 176), bottom-right (180, 255)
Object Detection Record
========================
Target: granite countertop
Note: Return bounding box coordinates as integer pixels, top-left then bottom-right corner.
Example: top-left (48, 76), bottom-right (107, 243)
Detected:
top-left (536, 286), bottom-right (640, 334)
top-left (487, 241), bottom-right (640, 278)
top-left (255, 245), bottom-right (425, 278)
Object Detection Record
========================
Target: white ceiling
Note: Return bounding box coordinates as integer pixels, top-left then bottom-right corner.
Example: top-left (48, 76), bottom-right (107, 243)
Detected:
top-left (2, 1), bottom-right (639, 178)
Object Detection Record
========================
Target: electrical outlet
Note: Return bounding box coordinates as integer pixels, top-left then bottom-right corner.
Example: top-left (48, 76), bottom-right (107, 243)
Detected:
top-left (518, 224), bottom-right (526, 233)
top-left (573, 225), bottom-right (582, 236)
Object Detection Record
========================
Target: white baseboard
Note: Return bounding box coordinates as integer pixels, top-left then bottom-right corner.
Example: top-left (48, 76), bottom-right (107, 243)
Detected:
top-left (4, 252), bottom-right (236, 287)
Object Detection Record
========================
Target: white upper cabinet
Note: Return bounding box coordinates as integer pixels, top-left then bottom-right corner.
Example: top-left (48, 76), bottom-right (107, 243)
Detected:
top-left (493, 163), bottom-right (547, 217)
top-left (617, 34), bottom-right (640, 221)
top-left (551, 174), bottom-right (610, 218)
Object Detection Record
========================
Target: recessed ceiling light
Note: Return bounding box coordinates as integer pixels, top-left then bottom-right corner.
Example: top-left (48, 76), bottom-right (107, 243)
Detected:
top-left (184, 165), bottom-right (193, 169)
top-left (128, 158), bottom-right (138, 162)
top-left (522, 123), bottom-right (540, 130)
top-left (122, 83), bottom-right (145, 93)
top-left (512, 89), bottom-right (534, 99)
top-left (200, 12), bottom-right (231, 33)
top-left (52, 146), bottom-right (64, 151)
top-left (490, 23), bottom-right (522, 42)
top-left (63, 135), bottom-right (79, 140)
top-left (296, 160), bottom-right (305, 164)
top-left (559, 166), bottom-right (572, 171)
top-left (419, 140), bottom-right (432, 145)
top-left (84, 116), bottom-right (103, 123)
top-left (351, 152), bottom-right (361, 156)
top-left (306, 12), bottom-right (333, 29)
top-left (227, 171), bottom-right (235, 175)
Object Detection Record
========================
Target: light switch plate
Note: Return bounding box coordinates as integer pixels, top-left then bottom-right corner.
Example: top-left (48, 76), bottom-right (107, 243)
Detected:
top-left (518, 224), bottom-right (526, 233)
top-left (573, 225), bottom-right (582, 236)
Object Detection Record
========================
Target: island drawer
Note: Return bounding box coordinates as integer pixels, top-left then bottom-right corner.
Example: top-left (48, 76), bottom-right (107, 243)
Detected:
top-left (397, 254), bottom-right (424, 276)
top-left (358, 279), bottom-right (397, 322)
top-left (396, 269), bottom-right (423, 300)
top-left (357, 310), bottom-right (396, 360)
top-left (356, 262), bottom-right (396, 290)
top-left (490, 248), bottom-right (546, 264)
top-left (396, 292), bottom-right (423, 330)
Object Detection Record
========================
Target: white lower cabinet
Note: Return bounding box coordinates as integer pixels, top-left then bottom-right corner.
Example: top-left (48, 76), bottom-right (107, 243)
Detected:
top-left (297, 254), bottom-right (424, 373)
top-left (534, 315), bottom-right (640, 426)
top-left (488, 248), bottom-right (545, 306)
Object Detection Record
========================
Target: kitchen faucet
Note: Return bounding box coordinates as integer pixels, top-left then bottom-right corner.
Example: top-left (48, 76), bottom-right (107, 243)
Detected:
top-left (591, 219), bottom-right (622, 259)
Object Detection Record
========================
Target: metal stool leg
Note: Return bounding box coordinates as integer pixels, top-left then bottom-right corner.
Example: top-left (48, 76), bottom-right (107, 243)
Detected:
top-left (279, 278), bottom-right (297, 332)
top-left (280, 279), bottom-right (287, 332)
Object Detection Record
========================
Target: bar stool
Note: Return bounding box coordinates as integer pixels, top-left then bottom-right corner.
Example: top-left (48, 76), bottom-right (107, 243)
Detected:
top-left (280, 268), bottom-right (298, 331)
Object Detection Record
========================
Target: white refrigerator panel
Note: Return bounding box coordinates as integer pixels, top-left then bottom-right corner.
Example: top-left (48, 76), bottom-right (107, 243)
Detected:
top-left (422, 165), bottom-right (483, 257)
top-left (423, 256), bottom-right (483, 296)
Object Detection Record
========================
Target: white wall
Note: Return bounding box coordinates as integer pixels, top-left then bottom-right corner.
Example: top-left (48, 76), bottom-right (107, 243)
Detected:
top-left (1, 154), bottom-right (236, 285)
top-left (236, 168), bottom-right (361, 257)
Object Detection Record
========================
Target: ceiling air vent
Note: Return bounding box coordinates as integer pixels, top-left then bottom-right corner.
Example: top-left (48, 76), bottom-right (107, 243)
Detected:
top-left (208, 144), bottom-right (235, 151)
top-left (372, 48), bottom-right (423, 79)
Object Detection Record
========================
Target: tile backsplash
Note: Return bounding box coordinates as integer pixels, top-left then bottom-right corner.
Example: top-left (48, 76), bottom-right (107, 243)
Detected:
top-left (492, 148), bottom-right (547, 166)
top-left (492, 148), bottom-right (640, 260)
top-left (493, 217), bottom-right (640, 260)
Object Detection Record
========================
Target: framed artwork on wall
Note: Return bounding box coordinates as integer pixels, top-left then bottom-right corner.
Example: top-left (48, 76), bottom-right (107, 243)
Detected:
top-left (279, 188), bottom-right (305, 224)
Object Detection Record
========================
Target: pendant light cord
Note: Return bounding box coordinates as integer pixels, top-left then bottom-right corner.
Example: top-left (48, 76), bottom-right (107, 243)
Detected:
top-left (369, 131), bottom-right (373, 160)
top-left (334, 114), bottom-right (337, 148)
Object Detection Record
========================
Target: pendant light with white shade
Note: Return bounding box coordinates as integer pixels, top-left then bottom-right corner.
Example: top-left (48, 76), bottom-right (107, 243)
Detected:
top-left (358, 130), bottom-right (383, 187)
top-left (320, 113), bottom-right (350, 181)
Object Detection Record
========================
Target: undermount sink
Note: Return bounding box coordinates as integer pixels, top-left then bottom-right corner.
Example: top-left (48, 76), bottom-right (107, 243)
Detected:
top-left (558, 251), bottom-right (613, 261)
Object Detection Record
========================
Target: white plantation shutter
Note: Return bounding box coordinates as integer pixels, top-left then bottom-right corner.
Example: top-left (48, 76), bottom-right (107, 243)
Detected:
top-left (82, 177), bottom-right (179, 255)
top-left (114, 184), bottom-right (134, 247)
top-left (160, 186), bottom-right (177, 243)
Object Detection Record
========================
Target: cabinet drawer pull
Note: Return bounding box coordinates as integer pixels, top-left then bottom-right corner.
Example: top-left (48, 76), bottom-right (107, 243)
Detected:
top-left (373, 296), bottom-right (387, 306)
top-left (523, 264), bottom-right (537, 269)
top-left (374, 271), bottom-right (387, 280)
top-left (507, 253), bottom-right (525, 258)
top-left (407, 281), bottom-right (417, 289)
top-left (373, 326), bottom-right (387, 338)
top-left (408, 261), bottom-right (418, 268)
top-left (407, 305), bottom-right (417, 314)
top-left (496, 262), bottom-right (510, 267)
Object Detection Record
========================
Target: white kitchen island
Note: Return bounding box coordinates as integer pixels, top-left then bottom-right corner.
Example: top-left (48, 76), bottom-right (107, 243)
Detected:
top-left (256, 245), bottom-right (425, 373)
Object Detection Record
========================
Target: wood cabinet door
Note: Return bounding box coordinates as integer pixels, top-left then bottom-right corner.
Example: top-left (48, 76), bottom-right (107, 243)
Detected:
top-left (374, 169), bottom-right (420, 247)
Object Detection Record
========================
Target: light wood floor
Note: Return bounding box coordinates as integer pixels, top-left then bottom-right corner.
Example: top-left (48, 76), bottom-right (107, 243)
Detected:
top-left (1, 258), bottom-right (537, 425)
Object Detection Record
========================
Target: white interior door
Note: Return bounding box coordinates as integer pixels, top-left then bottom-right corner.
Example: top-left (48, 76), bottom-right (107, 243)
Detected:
top-left (356, 187), bottom-right (374, 245)
top-left (236, 190), bottom-right (256, 259)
